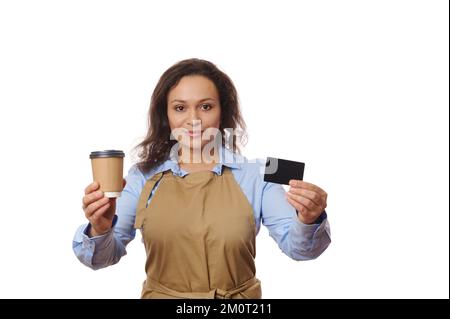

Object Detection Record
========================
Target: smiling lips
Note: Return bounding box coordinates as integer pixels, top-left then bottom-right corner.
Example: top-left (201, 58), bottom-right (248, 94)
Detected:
top-left (186, 130), bottom-right (203, 137)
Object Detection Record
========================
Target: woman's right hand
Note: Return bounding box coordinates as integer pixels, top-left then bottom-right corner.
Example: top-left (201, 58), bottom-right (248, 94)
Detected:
top-left (82, 180), bottom-right (126, 237)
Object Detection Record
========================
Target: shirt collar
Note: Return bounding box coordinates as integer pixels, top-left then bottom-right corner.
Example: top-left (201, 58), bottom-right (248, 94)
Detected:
top-left (150, 145), bottom-right (244, 177)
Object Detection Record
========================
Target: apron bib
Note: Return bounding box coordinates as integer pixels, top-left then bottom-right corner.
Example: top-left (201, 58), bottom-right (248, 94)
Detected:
top-left (134, 167), bottom-right (261, 299)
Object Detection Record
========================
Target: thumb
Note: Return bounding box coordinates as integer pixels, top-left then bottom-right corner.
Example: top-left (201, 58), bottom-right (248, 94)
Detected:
top-left (122, 178), bottom-right (127, 188)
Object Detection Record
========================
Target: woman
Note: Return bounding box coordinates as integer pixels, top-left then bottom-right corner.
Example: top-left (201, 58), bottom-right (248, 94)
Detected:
top-left (73, 58), bottom-right (331, 299)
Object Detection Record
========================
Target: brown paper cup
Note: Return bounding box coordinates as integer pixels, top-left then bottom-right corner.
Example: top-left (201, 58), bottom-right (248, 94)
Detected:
top-left (90, 150), bottom-right (125, 198)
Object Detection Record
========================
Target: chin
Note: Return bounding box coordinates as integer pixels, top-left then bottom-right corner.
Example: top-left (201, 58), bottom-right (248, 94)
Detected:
top-left (177, 141), bottom-right (205, 150)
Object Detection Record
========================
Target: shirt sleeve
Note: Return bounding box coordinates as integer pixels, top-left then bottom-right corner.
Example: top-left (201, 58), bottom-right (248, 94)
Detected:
top-left (72, 165), bottom-right (144, 270)
top-left (260, 181), bottom-right (331, 261)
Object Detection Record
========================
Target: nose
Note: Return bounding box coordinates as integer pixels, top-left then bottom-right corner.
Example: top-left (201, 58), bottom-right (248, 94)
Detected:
top-left (187, 109), bottom-right (202, 128)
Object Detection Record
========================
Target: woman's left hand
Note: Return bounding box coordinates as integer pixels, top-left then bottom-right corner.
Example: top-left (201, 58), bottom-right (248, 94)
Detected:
top-left (286, 180), bottom-right (328, 224)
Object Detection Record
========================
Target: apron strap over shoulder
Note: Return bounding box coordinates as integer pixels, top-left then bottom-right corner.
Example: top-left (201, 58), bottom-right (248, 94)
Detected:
top-left (134, 171), bottom-right (165, 228)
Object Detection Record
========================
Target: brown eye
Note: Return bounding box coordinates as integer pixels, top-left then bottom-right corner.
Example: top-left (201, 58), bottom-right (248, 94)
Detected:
top-left (175, 105), bottom-right (184, 111)
top-left (201, 104), bottom-right (211, 111)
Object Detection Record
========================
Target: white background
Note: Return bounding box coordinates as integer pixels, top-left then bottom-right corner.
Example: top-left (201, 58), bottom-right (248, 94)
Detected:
top-left (0, 0), bottom-right (448, 299)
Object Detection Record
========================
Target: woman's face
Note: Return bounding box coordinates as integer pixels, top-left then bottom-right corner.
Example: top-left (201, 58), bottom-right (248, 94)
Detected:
top-left (167, 75), bottom-right (221, 151)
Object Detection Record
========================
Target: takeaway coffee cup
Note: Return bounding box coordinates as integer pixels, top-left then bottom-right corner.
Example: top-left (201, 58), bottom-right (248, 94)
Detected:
top-left (90, 150), bottom-right (125, 198)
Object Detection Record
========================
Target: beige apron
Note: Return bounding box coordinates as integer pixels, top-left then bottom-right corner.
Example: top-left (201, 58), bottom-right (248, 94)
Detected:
top-left (134, 166), bottom-right (262, 299)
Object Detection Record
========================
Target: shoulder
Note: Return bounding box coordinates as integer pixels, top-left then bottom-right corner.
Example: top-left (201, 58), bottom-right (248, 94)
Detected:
top-left (229, 153), bottom-right (267, 187)
top-left (126, 162), bottom-right (168, 191)
top-left (239, 158), bottom-right (265, 178)
top-left (127, 160), bottom-right (171, 179)
top-left (233, 155), bottom-right (286, 195)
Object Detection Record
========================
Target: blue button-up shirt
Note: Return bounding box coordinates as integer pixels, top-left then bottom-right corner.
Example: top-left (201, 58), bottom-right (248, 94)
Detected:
top-left (73, 147), bottom-right (331, 270)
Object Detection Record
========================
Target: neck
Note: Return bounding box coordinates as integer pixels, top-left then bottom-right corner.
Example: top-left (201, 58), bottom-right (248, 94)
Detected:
top-left (178, 145), bottom-right (220, 166)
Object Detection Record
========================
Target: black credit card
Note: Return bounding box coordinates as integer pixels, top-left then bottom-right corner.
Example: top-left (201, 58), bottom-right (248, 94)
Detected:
top-left (263, 157), bottom-right (305, 185)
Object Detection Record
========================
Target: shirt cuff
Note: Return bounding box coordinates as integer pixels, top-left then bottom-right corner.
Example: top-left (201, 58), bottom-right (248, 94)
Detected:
top-left (296, 210), bottom-right (327, 224)
top-left (314, 211), bottom-right (327, 224)
top-left (83, 215), bottom-right (118, 237)
top-left (81, 215), bottom-right (118, 251)
top-left (291, 211), bottom-right (328, 240)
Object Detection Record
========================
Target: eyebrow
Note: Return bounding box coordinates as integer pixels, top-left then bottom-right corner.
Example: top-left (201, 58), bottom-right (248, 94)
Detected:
top-left (170, 98), bottom-right (216, 104)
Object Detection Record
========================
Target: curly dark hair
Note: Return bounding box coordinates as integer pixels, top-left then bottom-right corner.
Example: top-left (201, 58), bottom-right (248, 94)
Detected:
top-left (133, 58), bottom-right (247, 174)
